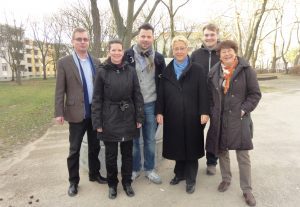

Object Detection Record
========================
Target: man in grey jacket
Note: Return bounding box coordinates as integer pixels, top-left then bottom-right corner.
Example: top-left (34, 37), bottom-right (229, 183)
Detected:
top-left (124, 23), bottom-right (166, 184)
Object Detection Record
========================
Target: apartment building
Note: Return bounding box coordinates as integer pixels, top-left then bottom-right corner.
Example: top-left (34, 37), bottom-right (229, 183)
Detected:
top-left (0, 39), bottom-right (55, 80)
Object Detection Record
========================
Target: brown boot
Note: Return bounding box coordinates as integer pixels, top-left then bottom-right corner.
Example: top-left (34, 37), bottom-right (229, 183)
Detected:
top-left (217, 181), bottom-right (230, 192)
top-left (243, 192), bottom-right (256, 206)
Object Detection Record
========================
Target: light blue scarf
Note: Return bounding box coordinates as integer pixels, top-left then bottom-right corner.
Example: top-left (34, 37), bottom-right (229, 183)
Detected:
top-left (173, 56), bottom-right (189, 80)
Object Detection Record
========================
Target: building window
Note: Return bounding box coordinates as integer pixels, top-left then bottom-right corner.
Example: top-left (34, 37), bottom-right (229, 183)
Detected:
top-left (28, 67), bottom-right (32, 72)
top-left (34, 50), bottom-right (38, 55)
top-left (36, 67), bottom-right (39, 72)
top-left (27, 58), bottom-right (31, 63)
top-left (34, 59), bottom-right (39, 63)
top-left (26, 49), bottom-right (31, 54)
top-left (2, 64), bottom-right (7, 71)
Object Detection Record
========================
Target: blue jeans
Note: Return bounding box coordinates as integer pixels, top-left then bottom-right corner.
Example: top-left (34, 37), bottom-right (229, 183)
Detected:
top-left (133, 101), bottom-right (157, 172)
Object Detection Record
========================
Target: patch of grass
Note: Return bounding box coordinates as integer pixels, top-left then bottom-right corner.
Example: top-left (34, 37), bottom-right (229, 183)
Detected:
top-left (0, 78), bottom-right (55, 157)
top-left (259, 86), bottom-right (278, 93)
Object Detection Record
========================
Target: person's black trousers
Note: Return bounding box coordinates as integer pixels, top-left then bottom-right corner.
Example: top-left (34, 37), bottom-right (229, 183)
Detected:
top-left (68, 118), bottom-right (100, 184)
top-left (206, 152), bottom-right (218, 166)
top-left (104, 140), bottom-right (133, 187)
top-left (174, 160), bottom-right (198, 185)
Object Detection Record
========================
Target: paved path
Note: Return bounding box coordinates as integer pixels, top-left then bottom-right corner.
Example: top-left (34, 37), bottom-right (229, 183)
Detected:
top-left (0, 75), bottom-right (300, 207)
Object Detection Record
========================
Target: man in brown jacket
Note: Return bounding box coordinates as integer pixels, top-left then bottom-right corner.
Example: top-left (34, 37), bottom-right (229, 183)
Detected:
top-left (55, 28), bottom-right (106, 197)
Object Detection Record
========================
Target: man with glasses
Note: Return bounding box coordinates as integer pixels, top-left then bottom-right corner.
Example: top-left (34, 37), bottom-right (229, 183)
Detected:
top-left (55, 27), bottom-right (106, 197)
top-left (191, 23), bottom-right (220, 176)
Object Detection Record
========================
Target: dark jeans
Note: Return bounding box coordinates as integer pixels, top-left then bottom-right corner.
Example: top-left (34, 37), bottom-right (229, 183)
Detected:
top-left (68, 118), bottom-right (100, 184)
top-left (174, 160), bottom-right (198, 185)
top-left (104, 140), bottom-right (133, 187)
top-left (206, 151), bottom-right (218, 166)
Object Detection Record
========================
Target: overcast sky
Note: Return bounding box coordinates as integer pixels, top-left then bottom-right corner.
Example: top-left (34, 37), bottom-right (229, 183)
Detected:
top-left (0, 0), bottom-right (229, 25)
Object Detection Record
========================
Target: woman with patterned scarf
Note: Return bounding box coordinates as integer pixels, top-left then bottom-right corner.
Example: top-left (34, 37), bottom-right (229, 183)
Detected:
top-left (206, 40), bottom-right (261, 206)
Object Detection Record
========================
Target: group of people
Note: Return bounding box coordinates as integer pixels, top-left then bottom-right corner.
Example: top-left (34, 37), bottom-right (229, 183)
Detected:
top-left (54, 22), bottom-right (261, 206)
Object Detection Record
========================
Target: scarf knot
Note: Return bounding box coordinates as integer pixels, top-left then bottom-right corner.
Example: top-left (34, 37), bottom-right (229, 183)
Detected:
top-left (222, 57), bottom-right (238, 94)
top-left (173, 57), bottom-right (189, 80)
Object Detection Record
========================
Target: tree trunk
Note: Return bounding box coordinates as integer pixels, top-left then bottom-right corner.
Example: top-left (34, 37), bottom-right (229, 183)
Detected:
top-left (15, 66), bottom-right (21, 85)
top-left (11, 68), bottom-right (15, 81)
top-left (109, 0), bottom-right (161, 49)
top-left (90, 0), bottom-right (101, 58)
top-left (244, 0), bottom-right (268, 61)
top-left (294, 53), bottom-right (300, 66)
top-left (43, 64), bottom-right (47, 80)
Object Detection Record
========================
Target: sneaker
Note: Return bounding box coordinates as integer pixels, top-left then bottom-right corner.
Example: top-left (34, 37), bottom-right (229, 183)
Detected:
top-left (145, 170), bottom-right (162, 184)
top-left (131, 171), bottom-right (141, 181)
top-left (206, 165), bottom-right (216, 175)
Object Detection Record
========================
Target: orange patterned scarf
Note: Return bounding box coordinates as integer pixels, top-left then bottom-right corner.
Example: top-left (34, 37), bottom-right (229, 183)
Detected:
top-left (222, 57), bottom-right (238, 94)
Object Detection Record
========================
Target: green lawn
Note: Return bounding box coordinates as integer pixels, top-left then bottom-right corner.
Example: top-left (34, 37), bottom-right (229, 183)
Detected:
top-left (0, 78), bottom-right (55, 157)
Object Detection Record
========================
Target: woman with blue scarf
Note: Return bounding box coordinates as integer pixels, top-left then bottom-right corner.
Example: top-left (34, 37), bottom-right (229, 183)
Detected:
top-left (156, 35), bottom-right (209, 194)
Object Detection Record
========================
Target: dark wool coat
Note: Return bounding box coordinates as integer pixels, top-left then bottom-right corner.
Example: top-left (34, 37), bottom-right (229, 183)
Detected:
top-left (190, 44), bottom-right (219, 75)
top-left (206, 57), bottom-right (262, 155)
top-left (91, 60), bottom-right (144, 142)
top-left (156, 59), bottom-right (209, 160)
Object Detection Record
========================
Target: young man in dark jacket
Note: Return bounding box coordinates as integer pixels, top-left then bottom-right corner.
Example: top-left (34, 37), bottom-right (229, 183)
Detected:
top-left (124, 23), bottom-right (166, 184)
top-left (191, 23), bottom-right (220, 176)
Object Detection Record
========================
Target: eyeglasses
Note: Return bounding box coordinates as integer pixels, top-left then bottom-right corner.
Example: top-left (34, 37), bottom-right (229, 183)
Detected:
top-left (173, 47), bottom-right (187, 52)
top-left (74, 38), bottom-right (89, 42)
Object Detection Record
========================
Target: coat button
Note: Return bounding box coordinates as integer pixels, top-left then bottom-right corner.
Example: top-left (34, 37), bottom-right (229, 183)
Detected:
top-left (229, 110), bottom-right (232, 113)
top-left (231, 94), bottom-right (234, 97)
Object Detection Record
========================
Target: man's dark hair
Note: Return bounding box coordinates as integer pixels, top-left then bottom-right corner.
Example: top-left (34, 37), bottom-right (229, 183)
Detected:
top-left (138, 23), bottom-right (154, 33)
top-left (215, 40), bottom-right (238, 54)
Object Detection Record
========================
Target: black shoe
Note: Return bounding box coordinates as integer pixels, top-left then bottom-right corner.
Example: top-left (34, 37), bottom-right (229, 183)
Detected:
top-left (89, 174), bottom-right (107, 184)
top-left (170, 176), bottom-right (185, 185)
top-left (186, 184), bottom-right (195, 194)
top-left (108, 186), bottom-right (117, 199)
top-left (123, 185), bottom-right (135, 197)
top-left (68, 183), bottom-right (78, 197)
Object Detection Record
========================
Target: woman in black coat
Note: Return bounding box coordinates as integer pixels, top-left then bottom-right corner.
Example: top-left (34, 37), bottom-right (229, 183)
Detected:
top-left (206, 40), bottom-right (261, 206)
top-left (156, 35), bottom-right (209, 194)
top-left (91, 40), bottom-right (144, 199)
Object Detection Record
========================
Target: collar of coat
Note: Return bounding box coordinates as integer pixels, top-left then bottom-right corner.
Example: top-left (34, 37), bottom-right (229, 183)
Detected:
top-left (208, 56), bottom-right (250, 81)
top-left (161, 56), bottom-right (194, 89)
top-left (100, 58), bottom-right (131, 72)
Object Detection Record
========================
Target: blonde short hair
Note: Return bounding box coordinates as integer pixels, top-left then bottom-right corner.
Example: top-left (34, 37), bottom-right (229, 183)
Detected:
top-left (171, 35), bottom-right (189, 48)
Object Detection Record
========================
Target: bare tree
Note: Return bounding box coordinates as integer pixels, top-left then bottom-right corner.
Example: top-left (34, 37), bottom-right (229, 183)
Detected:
top-left (234, 0), bottom-right (268, 61)
top-left (182, 22), bottom-right (196, 39)
top-left (31, 20), bottom-right (53, 80)
top-left (49, 15), bottom-right (69, 77)
top-left (90, 0), bottom-right (101, 58)
top-left (58, 0), bottom-right (93, 42)
top-left (161, 0), bottom-right (190, 57)
top-left (280, 23), bottom-right (293, 73)
top-left (293, 13), bottom-right (300, 66)
top-left (99, 10), bottom-right (118, 58)
top-left (109, 0), bottom-right (161, 49)
top-left (270, 10), bottom-right (282, 71)
top-left (0, 22), bottom-right (25, 85)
